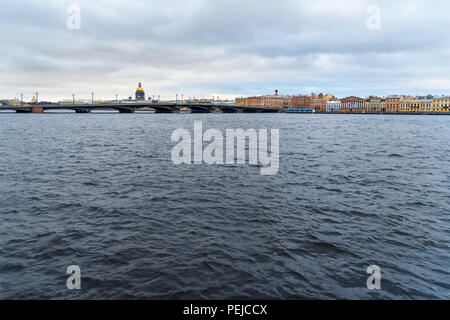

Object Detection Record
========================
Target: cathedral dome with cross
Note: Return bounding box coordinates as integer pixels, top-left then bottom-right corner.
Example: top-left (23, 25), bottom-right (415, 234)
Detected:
top-left (135, 82), bottom-right (145, 100)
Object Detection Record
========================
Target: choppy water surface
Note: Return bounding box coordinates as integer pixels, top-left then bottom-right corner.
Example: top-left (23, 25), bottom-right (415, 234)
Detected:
top-left (0, 113), bottom-right (449, 299)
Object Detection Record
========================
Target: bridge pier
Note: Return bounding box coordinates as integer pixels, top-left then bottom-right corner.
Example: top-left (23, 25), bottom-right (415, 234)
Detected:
top-left (31, 106), bottom-right (44, 113)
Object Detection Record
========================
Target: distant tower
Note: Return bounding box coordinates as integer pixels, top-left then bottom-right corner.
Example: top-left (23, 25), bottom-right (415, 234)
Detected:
top-left (275, 89), bottom-right (279, 96)
top-left (135, 82), bottom-right (145, 100)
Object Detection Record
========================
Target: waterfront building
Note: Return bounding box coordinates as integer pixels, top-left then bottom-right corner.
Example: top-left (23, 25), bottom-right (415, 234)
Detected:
top-left (235, 92), bottom-right (449, 114)
top-left (419, 99), bottom-right (433, 113)
top-left (399, 99), bottom-right (416, 112)
top-left (340, 96), bottom-right (365, 113)
top-left (410, 100), bottom-right (420, 113)
top-left (400, 99), bottom-right (433, 113)
top-left (308, 93), bottom-right (326, 113)
top-left (311, 97), bottom-right (327, 113)
top-left (378, 98), bottom-right (386, 113)
top-left (398, 96), bottom-right (436, 113)
top-left (364, 97), bottom-right (386, 113)
top-left (290, 93), bottom-right (329, 112)
top-left (261, 91), bottom-right (291, 109)
top-left (235, 90), bottom-right (291, 110)
top-left (326, 100), bottom-right (341, 112)
top-left (399, 99), bottom-right (410, 112)
top-left (386, 96), bottom-right (402, 113)
top-left (135, 83), bottom-right (145, 100)
top-left (291, 95), bottom-right (311, 109)
top-left (236, 96), bottom-right (263, 107)
top-left (432, 96), bottom-right (450, 112)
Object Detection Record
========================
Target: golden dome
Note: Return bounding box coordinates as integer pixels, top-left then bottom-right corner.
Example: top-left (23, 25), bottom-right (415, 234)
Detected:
top-left (136, 82), bottom-right (144, 92)
top-left (135, 82), bottom-right (146, 101)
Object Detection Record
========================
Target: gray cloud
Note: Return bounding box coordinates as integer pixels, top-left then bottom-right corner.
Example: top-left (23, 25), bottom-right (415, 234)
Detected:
top-left (1, 0), bottom-right (449, 101)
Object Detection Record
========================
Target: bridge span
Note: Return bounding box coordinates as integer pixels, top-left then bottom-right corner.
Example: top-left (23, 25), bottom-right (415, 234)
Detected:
top-left (0, 101), bottom-right (280, 114)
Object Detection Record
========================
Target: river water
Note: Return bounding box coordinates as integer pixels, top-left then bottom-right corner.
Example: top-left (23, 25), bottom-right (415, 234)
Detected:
top-left (0, 112), bottom-right (448, 299)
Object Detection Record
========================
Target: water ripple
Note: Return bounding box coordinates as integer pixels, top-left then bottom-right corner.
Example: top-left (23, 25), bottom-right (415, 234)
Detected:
top-left (0, 113), bottom-right (449, 299)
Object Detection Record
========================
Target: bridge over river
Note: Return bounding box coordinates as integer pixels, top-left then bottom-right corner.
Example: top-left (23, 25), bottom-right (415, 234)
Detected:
top-left (0, 101), bottom-right (280, 114)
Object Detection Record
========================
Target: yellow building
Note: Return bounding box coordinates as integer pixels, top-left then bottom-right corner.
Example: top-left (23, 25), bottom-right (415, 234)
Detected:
top-left (399, 98), bottom-right (433, 113)
top-left (432, 96), bottom-right (450, 113)
top-left (419, 99), bottom-right (433, 113)
top-left (364, 97), bottom-right (386, 113)
top-left (399, 99), bottom-right (414, 112)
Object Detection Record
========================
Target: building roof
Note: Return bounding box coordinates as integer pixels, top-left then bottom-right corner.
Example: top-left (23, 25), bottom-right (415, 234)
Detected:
top-left (136, 83), bottom-right (144, 92)
top-left (340, 96), bottom-right (364, 101)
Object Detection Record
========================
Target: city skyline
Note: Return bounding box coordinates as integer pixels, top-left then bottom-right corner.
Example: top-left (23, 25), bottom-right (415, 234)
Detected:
top-left (1, 0), bottom-right (450, 101)
top-left (4, 84), bottom-right (449, 104)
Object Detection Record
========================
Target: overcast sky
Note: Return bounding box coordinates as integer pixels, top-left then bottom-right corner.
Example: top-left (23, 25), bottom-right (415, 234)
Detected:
top-left (1, 0), bottom-right (449, 101)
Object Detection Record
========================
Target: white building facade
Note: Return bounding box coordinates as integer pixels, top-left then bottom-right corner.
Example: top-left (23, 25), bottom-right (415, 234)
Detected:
top-left (326, 101), bottom-right (341, 113)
